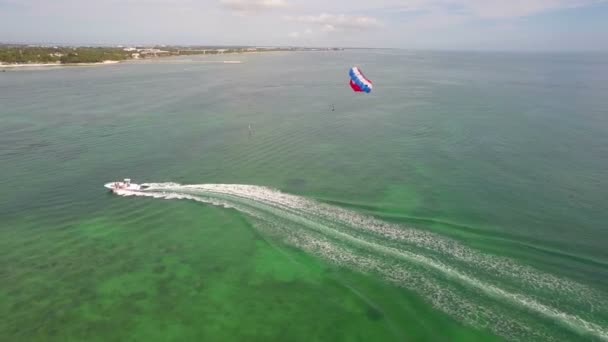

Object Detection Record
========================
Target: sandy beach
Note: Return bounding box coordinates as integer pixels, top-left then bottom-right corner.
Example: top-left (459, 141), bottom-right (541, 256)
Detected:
top-left (0, 60), bottom-right (120, 69)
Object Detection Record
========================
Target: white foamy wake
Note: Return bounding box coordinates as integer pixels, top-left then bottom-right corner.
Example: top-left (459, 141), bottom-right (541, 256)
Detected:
top-left (113, 183), bottom-right (608, 341)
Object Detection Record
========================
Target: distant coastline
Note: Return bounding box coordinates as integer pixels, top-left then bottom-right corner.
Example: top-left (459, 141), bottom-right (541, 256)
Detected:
top-left (0, 44), bottom-right (343, 69)
top-left (1, 60), bottom-right (120, 68)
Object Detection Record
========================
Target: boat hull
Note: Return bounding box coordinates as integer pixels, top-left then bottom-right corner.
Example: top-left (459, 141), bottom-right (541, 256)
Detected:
top-left (104, 182), bottom-right (146, 192)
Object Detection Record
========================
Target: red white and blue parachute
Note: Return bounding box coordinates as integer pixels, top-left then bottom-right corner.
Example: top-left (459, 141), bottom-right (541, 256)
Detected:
top-left (349, 66), bottom-right (373, 93)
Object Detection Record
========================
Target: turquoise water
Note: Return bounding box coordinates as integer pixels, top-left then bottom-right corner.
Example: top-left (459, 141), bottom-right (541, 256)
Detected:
top-left (1, 51), bottom-right (607, 341)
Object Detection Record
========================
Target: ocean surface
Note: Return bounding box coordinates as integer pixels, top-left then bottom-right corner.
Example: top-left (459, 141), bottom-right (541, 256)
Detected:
top-left (1, 50), bottom-right (607, 341)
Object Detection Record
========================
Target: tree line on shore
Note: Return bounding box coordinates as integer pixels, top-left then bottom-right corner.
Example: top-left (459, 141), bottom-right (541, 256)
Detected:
top-left (0, 46), bottom-right (131, 64)
top-left (0, 45), bottom-right (344, 64)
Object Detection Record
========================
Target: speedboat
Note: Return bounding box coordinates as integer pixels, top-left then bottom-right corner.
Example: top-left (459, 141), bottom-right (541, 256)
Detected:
top-left (104, 178), bottom-right (148, 192)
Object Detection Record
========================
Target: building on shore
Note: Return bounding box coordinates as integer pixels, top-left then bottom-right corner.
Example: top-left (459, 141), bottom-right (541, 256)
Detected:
top-left (138, 48), bottom-right (170, 57)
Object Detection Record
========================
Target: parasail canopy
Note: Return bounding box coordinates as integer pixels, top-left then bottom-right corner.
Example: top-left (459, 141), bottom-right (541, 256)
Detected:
top-left (349, 67), bottom-right (373, 93)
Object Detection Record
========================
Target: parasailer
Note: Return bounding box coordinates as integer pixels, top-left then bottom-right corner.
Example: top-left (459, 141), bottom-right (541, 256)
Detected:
top-left (349, 67), bottom-right (373, 93)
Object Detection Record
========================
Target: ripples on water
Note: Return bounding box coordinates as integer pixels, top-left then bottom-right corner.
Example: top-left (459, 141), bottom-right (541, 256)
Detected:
top-left (113, 183), bottom-right (608, 341)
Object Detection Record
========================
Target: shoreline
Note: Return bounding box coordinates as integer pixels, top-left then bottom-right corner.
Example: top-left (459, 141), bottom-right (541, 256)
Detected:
top-left (0, 49), bottom-right (334, 69)
top-left (0, 60), bottom-right (121, 68)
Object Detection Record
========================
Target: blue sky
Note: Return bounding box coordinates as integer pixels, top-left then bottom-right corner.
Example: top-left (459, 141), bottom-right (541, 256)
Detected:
top-left (1, 0), bottom-right (607, 50)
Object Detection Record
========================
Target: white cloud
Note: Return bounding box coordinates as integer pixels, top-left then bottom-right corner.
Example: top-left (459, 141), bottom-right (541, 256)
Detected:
top-left (459, 0), bottom-right (607, 18)
top-left (294, 0), bottom-right (606, 18)
top-left (1, 0), bottom-right (607, 49)
top-left (287, 28), bottom-right (313, 38)
top-left (220, 0), bottom-right (287, 13)
top-left (322, 24), bottom-right (335, 32)
top-left (403, 11), bottom-right (468, 30)
top-left (286, 13), bottom-right (382, 31)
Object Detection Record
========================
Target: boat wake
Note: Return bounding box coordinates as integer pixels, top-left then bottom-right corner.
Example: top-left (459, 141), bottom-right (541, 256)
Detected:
top-left (113, 182), bottom-right (608, 341)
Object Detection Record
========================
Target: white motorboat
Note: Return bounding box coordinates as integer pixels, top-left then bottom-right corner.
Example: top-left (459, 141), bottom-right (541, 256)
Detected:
top-left (104, 178), bottom-right (147, 192)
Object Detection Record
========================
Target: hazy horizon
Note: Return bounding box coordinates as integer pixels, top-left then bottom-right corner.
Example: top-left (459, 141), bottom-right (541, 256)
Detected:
top-left (1, 0), bottom-right (608, 51)
top-left (3, 42), bottom-right (608, 54)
